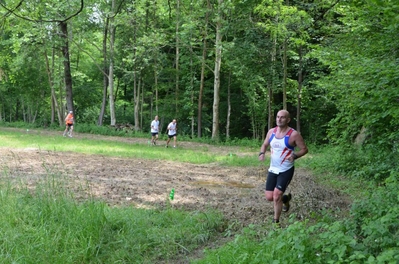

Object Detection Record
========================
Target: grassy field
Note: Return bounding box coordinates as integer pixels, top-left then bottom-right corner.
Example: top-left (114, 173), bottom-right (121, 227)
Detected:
top-left (0, 128), bottom-right (257, 263)
top-left (2, 127), bottom-right (393, 264)
top-left (0, 128), bottom-right (259, 166)
top-left (0, 183), bottom-right (224, 263)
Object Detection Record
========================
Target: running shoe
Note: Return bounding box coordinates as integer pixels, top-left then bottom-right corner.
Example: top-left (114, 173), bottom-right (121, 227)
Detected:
top-left (282, 193), bottom-right (292, 212)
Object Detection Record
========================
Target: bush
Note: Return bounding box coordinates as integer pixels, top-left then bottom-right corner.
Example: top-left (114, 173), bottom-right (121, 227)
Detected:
top-left (195, 173), bottom-right (399, 263)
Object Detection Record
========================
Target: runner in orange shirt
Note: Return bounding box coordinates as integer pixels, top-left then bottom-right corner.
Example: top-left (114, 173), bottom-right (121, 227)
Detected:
top-left (63, 111), bottom-right (74, 137)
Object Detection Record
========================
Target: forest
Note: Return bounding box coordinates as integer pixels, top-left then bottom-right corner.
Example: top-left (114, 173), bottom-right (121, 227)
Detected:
top-left (1, 0), bottom-right (399, 262)
top-left (0, 0), bottom-right (398, 171)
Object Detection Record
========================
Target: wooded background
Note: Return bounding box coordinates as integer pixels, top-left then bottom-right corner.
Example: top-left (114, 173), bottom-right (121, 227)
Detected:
top-left (0, 0), bottom-right (398, 148)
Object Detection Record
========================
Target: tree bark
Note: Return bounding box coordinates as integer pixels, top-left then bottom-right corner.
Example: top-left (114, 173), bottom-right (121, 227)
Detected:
top-left (133, 74), bottom-right (140, 131)
top-left (226, 71), bottom-right (231, 139)
top-left (198, 0), bottom-right (210, 138)
top-left (44, 45), bottom-right (63, 126)
top-left (98, 17), bottom-right (110, 126)
top-left (282, 38), bottom-right (288, 110)
top-left (296, 45), bottom-right (303, 133)
top-left (268, 37), bottom-right (277, 131)
top-left (108, 0), bottom-right (116, 126)
top-left (60, 21), bottom-right (74, 114)
top-left (175, 0), bottom-right (180, 113)
top-left (212, 0), bottom-right (223, 141)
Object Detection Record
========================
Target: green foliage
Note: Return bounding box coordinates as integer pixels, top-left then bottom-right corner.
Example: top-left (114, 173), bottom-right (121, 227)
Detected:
top-left (76, 123), bottom-right (138, 137)
top-left (0, 176), bottom-right (224, 263)
top-left (196, 175), bottom-right (399, 263)
top-left (348, 174), bottom-right (399, 262)
top-left (1, 0), bottom-right (340, 143)
top-left (309, 0), bottom-right (399, 182)
top-left (224, 137), bottom-right (261, 148)
top-left (305, 143), bottom-right (398, 183)
top-left (0, 121), bottom-right (39, 129)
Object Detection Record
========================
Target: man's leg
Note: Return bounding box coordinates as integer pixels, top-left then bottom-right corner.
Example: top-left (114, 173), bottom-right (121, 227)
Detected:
top-left (282, 193), bottom-right (292, 212)
top-left (173, 135), bottom-right (176, 147)
top-left (276, 167), bottom-right (295, 214)
top-left (273, 188), bottom-right (284, 222)
top-left (69, 125), bottom-right (74, 137)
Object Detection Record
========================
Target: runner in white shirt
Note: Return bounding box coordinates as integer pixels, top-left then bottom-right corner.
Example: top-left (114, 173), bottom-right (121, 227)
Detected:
top-left (150, 115), bottom-right (160, 145)
top-left (258, 110), bottom-right (308, 226)
top-left (166, 119), bottom-right (177, 148)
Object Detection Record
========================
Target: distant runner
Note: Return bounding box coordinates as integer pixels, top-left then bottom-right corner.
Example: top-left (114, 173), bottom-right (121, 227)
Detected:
top-left (150, 115), bottom-right (160, 145)
top-left (165, 119), bottom-right (177, 148)
top-left (63, 111), bottom-right (74, 138)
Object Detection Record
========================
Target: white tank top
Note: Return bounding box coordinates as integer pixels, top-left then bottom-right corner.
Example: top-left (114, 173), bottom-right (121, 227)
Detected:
top-left (268, 127), bottom-right (295, 174)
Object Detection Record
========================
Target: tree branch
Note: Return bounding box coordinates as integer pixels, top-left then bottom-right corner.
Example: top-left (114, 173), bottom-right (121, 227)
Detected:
top-left (0, 0), bottom-right (84, 23)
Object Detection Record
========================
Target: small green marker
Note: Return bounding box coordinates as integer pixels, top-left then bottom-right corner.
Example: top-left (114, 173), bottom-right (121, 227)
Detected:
top-left (169, 188), bottom-right (175, 201)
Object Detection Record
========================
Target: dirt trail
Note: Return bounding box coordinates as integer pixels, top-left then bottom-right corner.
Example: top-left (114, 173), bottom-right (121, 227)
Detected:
top-left (0, 128), bottom-right (350, 227)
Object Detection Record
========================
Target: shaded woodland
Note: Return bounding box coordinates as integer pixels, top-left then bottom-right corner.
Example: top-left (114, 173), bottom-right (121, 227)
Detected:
top-left (1, 0), bottom-right (398, 180)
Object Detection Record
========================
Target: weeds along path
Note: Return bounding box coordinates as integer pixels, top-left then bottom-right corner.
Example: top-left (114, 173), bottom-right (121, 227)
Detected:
top-left (0, 128), bottom-right (351, 227)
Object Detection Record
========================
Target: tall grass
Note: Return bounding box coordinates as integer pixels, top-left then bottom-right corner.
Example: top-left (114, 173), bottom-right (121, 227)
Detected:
top-left (0, 172), bottom-right (225, 263)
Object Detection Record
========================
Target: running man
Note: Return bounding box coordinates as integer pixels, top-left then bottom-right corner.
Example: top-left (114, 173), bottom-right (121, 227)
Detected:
top-left (150, 115), bottom-right (160, 145)
top-left (258, 110), bottom-right (308, 225)
top-left (166, 119), bottom-right (177, 148)
top-left (63, 111), bottom-right (74, 137)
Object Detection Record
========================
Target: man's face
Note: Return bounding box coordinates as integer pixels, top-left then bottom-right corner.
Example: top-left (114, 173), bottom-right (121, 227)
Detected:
top-left (276, 111), bottom-right (290, 127)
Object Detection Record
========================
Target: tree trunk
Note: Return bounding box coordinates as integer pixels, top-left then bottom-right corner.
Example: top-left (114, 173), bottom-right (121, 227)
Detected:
top-left (198, 41), bottom-right (206, 138)
top-left (108, 0), bottom-right (116, 126)
top-left (140, 79), bottom-right (144, 130)
top-left (175, 0), bottom-right (180, 113)
top-left (190, 46), bottom-right (195, 139)
top-left (212, 0), bottom-right (223, 141)
top-left (98, 17), bottom-right (110, 126)
top-left (198, 0), bottom-right (210, 138)
top-left (132, 9), bottom-right (140, 131)
top-left (282, 38), bottom-right (288, 110)
top-left (44, 45), bottom-right (63, 126)
top-left (154, 62), bottom-right (159, 115)
top-left (226, 71), bottom-right (231, 139)
top-left (60, 21), bottom-right (74, 114)
top-left (268, 37), bottom-right (277, 131)
top-left (296, 45), bottom-right (303, 133)
top-left (133, 75), bottom-right (140, 131)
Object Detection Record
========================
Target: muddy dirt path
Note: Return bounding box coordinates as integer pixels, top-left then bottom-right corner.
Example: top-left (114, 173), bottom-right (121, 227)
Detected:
top-left (0, 128), bottom-right (350, 227)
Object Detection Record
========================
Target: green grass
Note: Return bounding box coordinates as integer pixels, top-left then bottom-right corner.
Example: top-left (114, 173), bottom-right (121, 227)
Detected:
top-left (0, 174), bottom-right (225, 263)
top-left (192, 146), bottom-right (399, 264)
top-left (3, 127), bottom-right (395, 263)
top-left (0, 127), bottom-right (252, 263)
top-left (0, 128), bottom-right (260, 166)
top-left (299, 144), bottom-right (374, 200)
top-left (193, 176), bottom-right (399, 263)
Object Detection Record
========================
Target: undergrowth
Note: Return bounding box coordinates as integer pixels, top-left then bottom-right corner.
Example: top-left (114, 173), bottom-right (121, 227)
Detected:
top-left (0, 173), bottom-right (225, 263)
top-left (1, 124), bottom-right (398, 263)
top-left (194, 173), bottom-right (399, 263)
